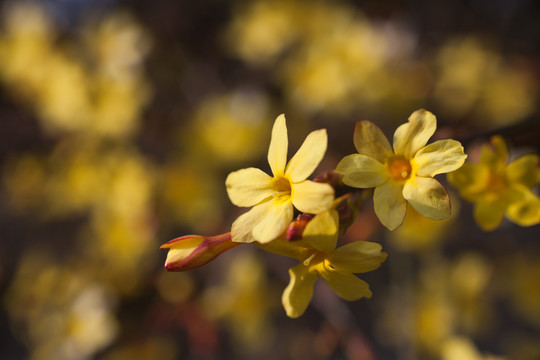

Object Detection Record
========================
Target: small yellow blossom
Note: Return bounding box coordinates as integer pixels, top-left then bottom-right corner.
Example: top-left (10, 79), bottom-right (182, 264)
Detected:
top-left (226, 114), bottom-right (334, 243)
top-left (259, 210), bottom-right (387, 318)
top-left (448, 135), bottom-right (540, 230)
top-left (336, 109), bottom-right (467, 230)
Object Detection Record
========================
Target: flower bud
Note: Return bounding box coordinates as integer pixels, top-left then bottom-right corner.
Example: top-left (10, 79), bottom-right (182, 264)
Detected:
top-left (161, 232), bottom-right (240, 271)
top-left (286, 213), bottom-right (315, 241)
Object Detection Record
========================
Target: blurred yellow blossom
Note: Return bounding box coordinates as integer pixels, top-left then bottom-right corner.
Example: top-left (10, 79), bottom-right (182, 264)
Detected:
top-left (202, 251), bottom-right (276, 352)
top-left (189, 91), bottom-right (271, 165)
top-left (226, 1), bottom-right (420, 114)
top-left (448, 135), bottom-right (540, 230)
top-left (433, 37), bottom-right (537, 127)
top-left (226, 1), bottom-right (301, 65)
top-left (259, 210), bottom-right (387, 318)
top-left (442, 336), bottom-right (506, 360)
top-left (5, 250), bottom-right (118, 360)
top-left (157, 160), bottom-right (222, 232)
top-left (337, 109), bottom-right (467, 230)
top-left (0, 3), bottom-right (151, 138)
top-left (226, 114), bottom-right (334, 243)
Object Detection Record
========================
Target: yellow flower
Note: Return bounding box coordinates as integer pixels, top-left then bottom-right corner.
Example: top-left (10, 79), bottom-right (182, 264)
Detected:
top-left (259, 210), bottom-right (387, 318)
top-left (336, 109), bottom-right (467, 230)
top-left (448, 135), bottom-right (540, 230)
top-left (226, 114), bottom-right (334, 243)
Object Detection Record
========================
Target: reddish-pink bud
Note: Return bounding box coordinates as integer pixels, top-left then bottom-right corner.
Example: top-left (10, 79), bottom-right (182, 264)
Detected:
top-left (286, 213), bottom-right (315, 241)
top-left (160, 232), bottom-right (241, 271)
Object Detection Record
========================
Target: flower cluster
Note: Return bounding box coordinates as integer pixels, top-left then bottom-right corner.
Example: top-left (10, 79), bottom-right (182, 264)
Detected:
top-left (161, 110), bottom-right (538, 318)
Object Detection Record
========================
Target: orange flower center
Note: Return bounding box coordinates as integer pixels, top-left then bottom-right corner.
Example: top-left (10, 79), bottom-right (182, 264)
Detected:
top-left (486, 171), bottom-right (506, 194)
top-left (388, 156), bottom-right (412, 181)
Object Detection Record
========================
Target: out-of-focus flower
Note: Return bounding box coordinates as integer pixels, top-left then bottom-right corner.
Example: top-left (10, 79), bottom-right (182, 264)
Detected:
top-left (442, 336), bottom-right (506, 360)
top-left (156, 160), bottom-right (222, 232)
top-left (5, 250), bottom-right (118, 360)
top-left (189, 91), bottom-right (271, 165)
top-left (161, 233), bottom-right (241, 271)
top-left (0, 3), bottom-right (151, 138)
top-left (225, 1), bottom-right (301, 65)
top-left (336, 109), bottom-right (467, 230)
top-left (226, 1), bottom-right (421, 115)
top-left (202, 251), bottom-right (276, 352)
top-left (259, 210), bottom-right (387, 318)
top-left (226, 114), bottom-right (334, 243)
top-left (448, 136), bottom-right (540, 230)
top-left (433, 37), bottom-right (537, 127)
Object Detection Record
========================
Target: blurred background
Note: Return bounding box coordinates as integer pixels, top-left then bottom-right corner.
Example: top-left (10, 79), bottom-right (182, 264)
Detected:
top-left (0, 0), bottom-right (539, 359)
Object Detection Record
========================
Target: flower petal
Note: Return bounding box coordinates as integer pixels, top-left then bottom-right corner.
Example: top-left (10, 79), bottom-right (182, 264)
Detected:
top-left (506, 186), bottom-right (540, 227)
top-left (474, 198), bottom-right (506, 231)
top-left (231, 201), bottom-right (272, 243)
top-left (291, 180), bottom-right (334, 214)
top-left (447, 163), bottom-right (490, 201)
top-left (331, 241), bottom-right (387, 273)
top-left (302, 210), bottom-right (338, 253)
top-left (415, 139), bottom-right (467, 177)
top-left (267, 114), bottom-right (288, 176)
top-left (255, 237), bottom-right (307, 261)
top-left (403, 177), bottom-right (450, 220)
top-left (225, 167), bottom-right (274, 207)
top-left (505, 154), bottom-right (540, 188)
top-left (319, 268), bottom-right (372, 301)
top-left (353, 121), bottom-right (393, 163)
top-left (374, 181), bottom-right (407, 230)
top-left (282, 264), bottom-right (318, 318)
top-left (393, 109), bottom-right (437, 158)
top-left (336, 154), bottom-right (387, 188)
top-left (286, 129), bottom-right (327, 182)
top-left (252, 199), bottom-right (294, 243)
top-left (480, 135), bottom-right (508, 172)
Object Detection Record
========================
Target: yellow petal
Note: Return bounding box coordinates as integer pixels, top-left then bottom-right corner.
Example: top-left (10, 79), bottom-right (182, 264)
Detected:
top-left (480, 135), bottom-right (508, 172)
top-left (225, 167), bottom-right (274, 207)
top-left (336, 154), bottom-right (387, 188)
top-left (414, 139), bottom-right (467, 177)
top-left (474, 198), bottom-right (506, 231)
top-left (231, 201), bottom-right (271, 243)
top-left (447, 163), bottom-right (490, 201)
top-left (267, 114), bottom-right (288, 176)
top-left (302, 210), bottom-right (338, 253)
top-left (255, 237), bottom-right (307, 261)
top-left (374, 181), bottom-right (407, 230)
top-left (319, 268), bottom-right (372, 301)
top-left (252, 198), bottom-right (294, 243)
top-left (506, 186), bottom-right (540, 227)
top-left (282, 264), bottom-right (318, 318)
top-left (505, 154), bottom-right (540, 188)
top-left (353, 121), bottom-right (393, 163)
top-left (286, 129), bottom-right (327, 182)
top-left (393, 109), bottom-right (437, 158)
top-left (331, 241), bottom-right (387, 273)
top-left (403, 177), bottom-right (450, 220)
top-left (291, 180), bottom-right (334, 214)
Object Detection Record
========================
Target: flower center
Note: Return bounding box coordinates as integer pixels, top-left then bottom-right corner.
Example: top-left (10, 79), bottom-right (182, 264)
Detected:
top-left (486, 171), bottom-right (506, 194)
top-left (388, 156), bottom-right (412, 181)
top-left (272, 176), bottom-right (292, 201)
top-left (302, 250), bottom-right (326, 268)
